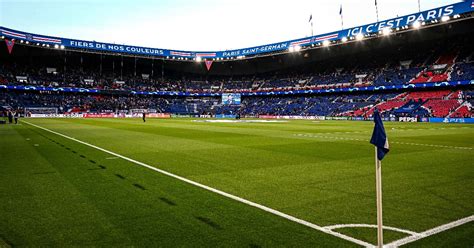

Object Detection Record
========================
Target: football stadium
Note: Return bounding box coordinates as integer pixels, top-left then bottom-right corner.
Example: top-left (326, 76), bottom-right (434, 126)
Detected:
top-left (0, 0), bottom-right (473, 247)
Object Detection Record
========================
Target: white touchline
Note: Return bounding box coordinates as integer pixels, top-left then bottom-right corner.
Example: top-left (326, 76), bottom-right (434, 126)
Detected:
top-left (385, 215), bottom-right (474, 247)
top-left (294, 134), bottom-right (473, 150)
top-left (22, 120), bottom-right (373, 247)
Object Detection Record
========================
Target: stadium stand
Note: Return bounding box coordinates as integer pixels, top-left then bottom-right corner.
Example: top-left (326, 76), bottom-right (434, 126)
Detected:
top-left (1, 17), bottom-right (473, 120)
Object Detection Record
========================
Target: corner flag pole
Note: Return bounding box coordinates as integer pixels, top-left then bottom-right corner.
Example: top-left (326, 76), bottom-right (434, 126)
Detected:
top-left (375, 0), bottom-right (380, 22)
top-left (375, 147), bottom-right (383, 248)
top-left (340, 4), bottom-right (344, 30)
top-left (370, 109), bottom-right (389, 248)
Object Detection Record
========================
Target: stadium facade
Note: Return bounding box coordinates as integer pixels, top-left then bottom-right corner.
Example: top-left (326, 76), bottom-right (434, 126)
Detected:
top-left (0, 1), bottom-right (473, 122)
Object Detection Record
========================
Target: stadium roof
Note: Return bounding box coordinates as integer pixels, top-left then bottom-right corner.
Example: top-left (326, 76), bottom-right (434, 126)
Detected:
top-left (1, 1), bottom-right (473, 61)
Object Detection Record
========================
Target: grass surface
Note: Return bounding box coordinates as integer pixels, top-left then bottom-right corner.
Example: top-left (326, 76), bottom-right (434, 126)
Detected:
top-left (0, 118), bottom-right (473, 247)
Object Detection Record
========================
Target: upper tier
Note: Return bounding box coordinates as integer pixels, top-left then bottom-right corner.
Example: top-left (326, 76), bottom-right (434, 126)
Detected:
top-left (1, 1), bottom-right (473, 60)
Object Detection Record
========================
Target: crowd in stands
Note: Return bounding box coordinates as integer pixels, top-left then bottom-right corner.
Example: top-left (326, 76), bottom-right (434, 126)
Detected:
top-left (1, 59), bottom-right (472, 94)
top-left (1, 33), bottom-right (473, 119)
top-left (1, 34), bottom-right (473, 94)
top-left (340, 90), bottom-right (473, 118)
top-left (1, 89), bottom-right (472, 118)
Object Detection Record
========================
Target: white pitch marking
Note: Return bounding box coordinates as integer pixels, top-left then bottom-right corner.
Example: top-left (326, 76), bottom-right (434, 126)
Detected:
top-left (389, 126), bottom-right (473, 132)
top-left (324, 223), bottom-right (419, 236)
top-left (294, 134), bottom-right (473, 150)
top-left (385, 215), bottom-right (474, 247)
top-left (22, 120), bottom-right (372, 247)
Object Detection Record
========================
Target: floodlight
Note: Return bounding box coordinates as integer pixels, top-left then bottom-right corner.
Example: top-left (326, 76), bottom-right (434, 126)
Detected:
top-left (294, 45), bottom-right (301, 52)
top-left (356, 33), bottom-right (364, 41)
top-left (195, 56), bottom-right (202, 62)
top-left (412, 21), bottom-right (421, 29)
top-left (441, 16), bottom-right (450, 22)
top-left (341, 37), bottom-right (348, 43)
top-left (60, 45), bottom-right (65, 49)
top-left (54, 44), bottom-right (59, 49)
top-left (382, 27), bottom-right (391, 36)
top-left (322, 40), bottom-right (330, 46)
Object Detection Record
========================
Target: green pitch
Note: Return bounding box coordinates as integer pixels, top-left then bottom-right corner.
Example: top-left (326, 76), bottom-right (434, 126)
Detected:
top-left (1, 118), bottom-right (473, 247)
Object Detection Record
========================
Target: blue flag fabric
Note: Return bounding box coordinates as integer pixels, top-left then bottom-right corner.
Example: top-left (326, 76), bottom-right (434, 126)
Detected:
top-left (370, 109), bottom-right (389, 160)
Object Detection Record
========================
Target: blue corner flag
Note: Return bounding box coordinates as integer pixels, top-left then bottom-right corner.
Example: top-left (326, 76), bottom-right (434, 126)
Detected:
top-left (370, 109), bottom-right (389, 160)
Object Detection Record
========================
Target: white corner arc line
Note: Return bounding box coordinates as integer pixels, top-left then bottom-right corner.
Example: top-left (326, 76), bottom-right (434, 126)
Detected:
top-left (385, 215), bottom-right (474, 247)
top-left (22, 120), bottom-right (372, 247)
top-left (293, 134), bottom-right (473, 150)
top-left (324, 224), bottom-right (419, 236)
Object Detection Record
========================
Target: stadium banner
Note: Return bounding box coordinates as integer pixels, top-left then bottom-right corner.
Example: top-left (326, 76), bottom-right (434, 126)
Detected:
top-left (398, 117), bottom-right (418, 122)
top-left (1, 1), bottom-right (471, 59)
top-left (5, 39), bottom-right (14, 54)
top-left (429, 117), bottom-right (474, 123)
top-left (0, 84), bottom-right (100, 93)
top-left (326, 116), bottom-right (349, 120)
top-left (120, 113), bottom-right (171, 118)
top-left (342, 2), bottom-right (472, 37)
top-left (258, 115), bottom-right (278, 119)
top-left (27, 113), bottom-right (171, 118)
top-left (1, 80), bottom-right (472, 97)
top-left (258, 115), bottom-right (325, 120)
top-left (242, 80), bottom-right (474, 96)
top-left (83, 113), bottom-right (115, 118)
top-left (171, 114), bottom-right (193, 118)
top-left (215, 114), bottom-right (237, 118)
top-left (146, 113), bottom-right (171, 118)
top-left (29, 113), bottom-right (84, 118)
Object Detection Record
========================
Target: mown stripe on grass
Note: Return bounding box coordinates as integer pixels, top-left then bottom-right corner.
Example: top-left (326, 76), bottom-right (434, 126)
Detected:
top-left (115, 174), bottom-right (126, 179)
top-left (195, 216), bottom-right (222, 230)
top-left (22, 120), bottom-right (373, 247)
top-left (133, 183), bottom-right (146, 190)
top-left (159, 197), bottom-right (177, 206)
